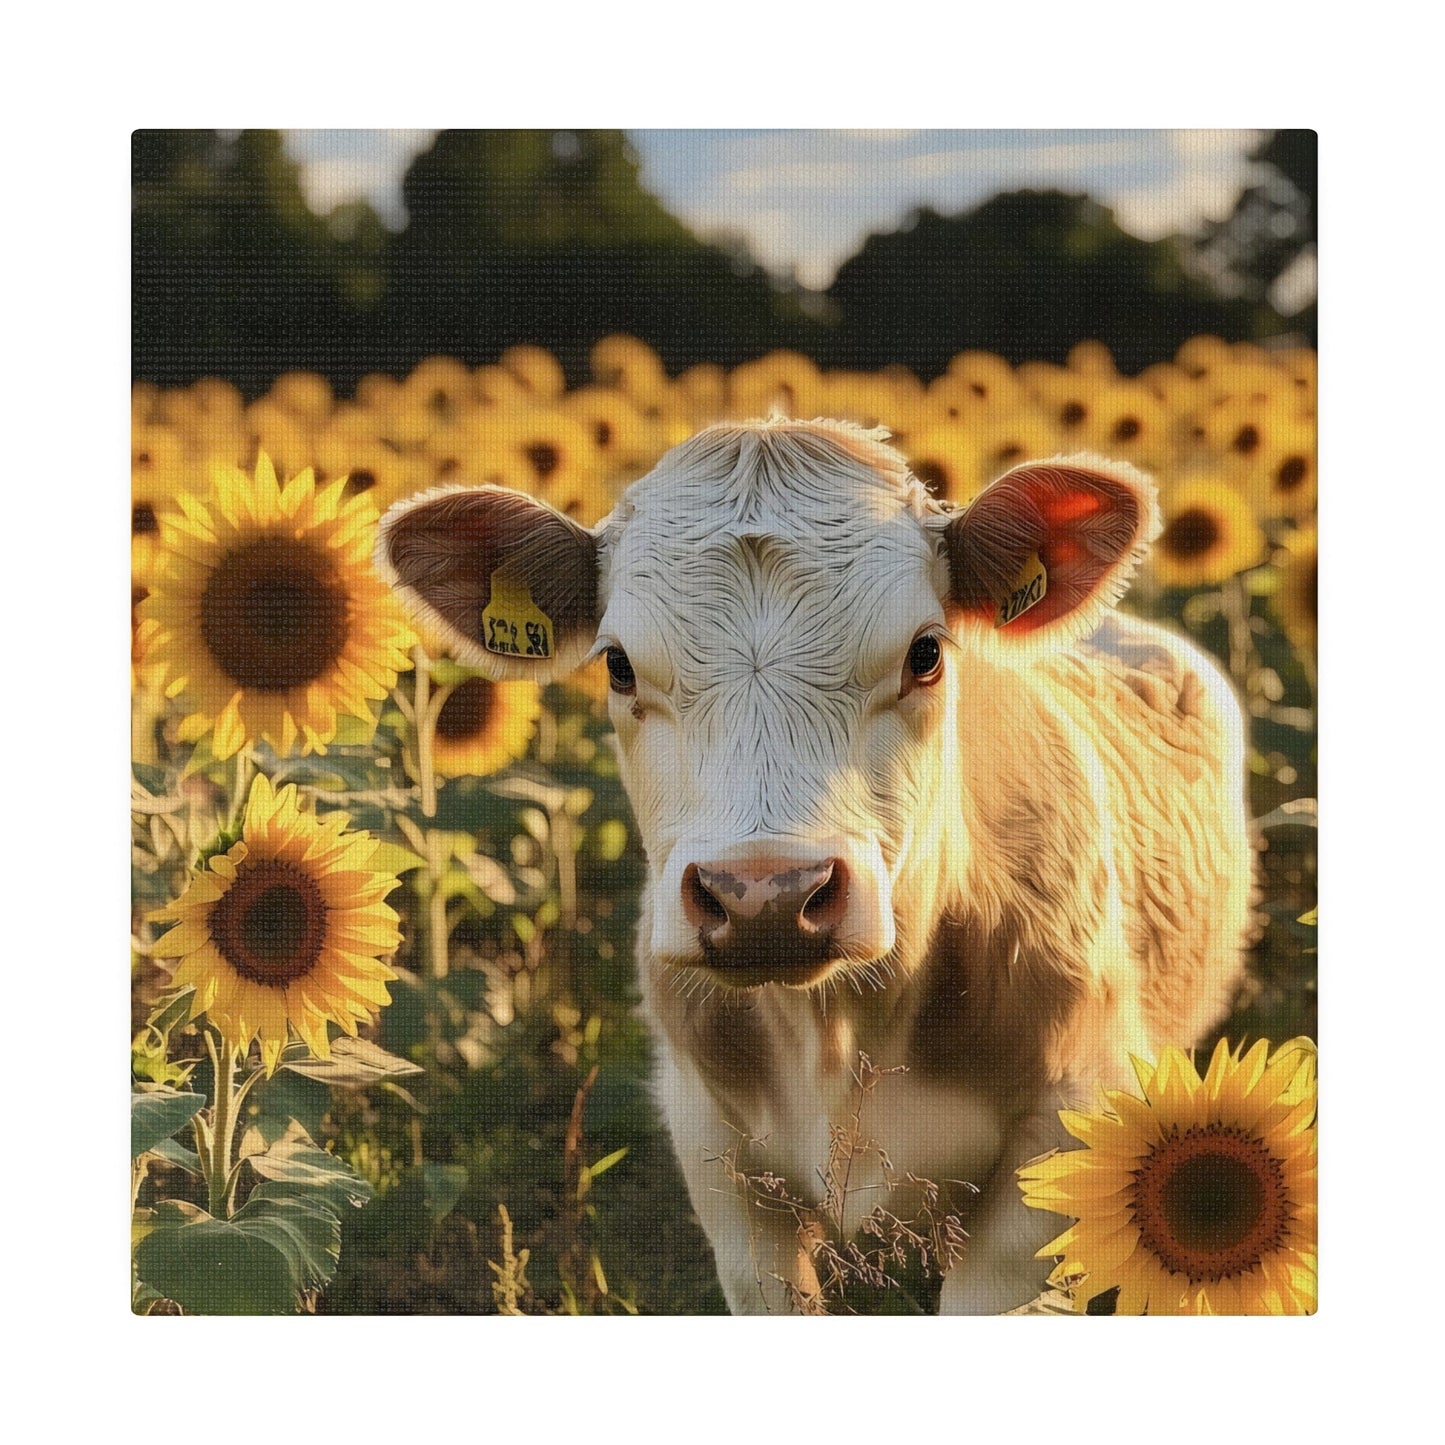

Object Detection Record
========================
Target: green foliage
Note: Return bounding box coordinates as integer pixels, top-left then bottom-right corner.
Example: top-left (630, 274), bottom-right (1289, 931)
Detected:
top-left (279, 1036), bottom-right (424, 1088)
top-left (131, 1088), bottom-right (205, 1159)
top-left (135, 1124), bottom-right (372, 1315)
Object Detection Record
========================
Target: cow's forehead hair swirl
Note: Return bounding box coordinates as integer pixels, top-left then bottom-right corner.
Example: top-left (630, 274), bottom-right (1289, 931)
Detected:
top-left (599, 418), bottom-right (945, 696)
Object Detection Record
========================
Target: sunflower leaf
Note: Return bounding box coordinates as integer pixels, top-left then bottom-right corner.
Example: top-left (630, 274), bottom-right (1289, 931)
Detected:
top-left (135, 1192), bottom-right (339, 1315)
top-left (245, 1120), bottom-right (374, 1213)
top-left (131, 1087), bottom-right (206, 1159)
top-left (181, 733), bottom-right (216, 781)
top-left (429, 657), bottom-right (484, 687)
top-left (421, 1162), bottom-right (468, 1222)
top-left (332, 712), bottom-right (379, 747)
top-left (279, 1036), bottom-right (424, 1087)
top-left (148, 1136), bottom-right (202, 1174)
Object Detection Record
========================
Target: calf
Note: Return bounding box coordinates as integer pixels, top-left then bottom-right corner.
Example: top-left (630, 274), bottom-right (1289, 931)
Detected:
top-left (376, 417), bottom-right (1251, 1313)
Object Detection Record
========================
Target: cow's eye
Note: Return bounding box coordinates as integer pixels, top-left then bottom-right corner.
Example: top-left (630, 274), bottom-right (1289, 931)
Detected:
top-left (906, 634), bottom-right (943, 685)
top-left (606, 646), bottom-right (637, 694)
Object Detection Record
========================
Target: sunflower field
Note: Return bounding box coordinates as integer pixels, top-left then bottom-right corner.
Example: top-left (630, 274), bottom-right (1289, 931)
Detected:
top-left (131, 334), bottom-right (1316, 1314)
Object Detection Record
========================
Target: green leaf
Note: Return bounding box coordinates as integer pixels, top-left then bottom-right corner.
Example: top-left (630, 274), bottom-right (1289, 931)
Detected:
top-left (146, 988), bottom-right (197, 1037)
top-left (429, 657), bottom-right (484, 687)
top-left (135, 1193), bottom-right (334, 1315)
top-left (149, 1137), bottom-right (201, 1174)
top-left (367, 841), bottom-right (428, 878)
top-left (181, 734), bottom-right (216, 780)
top-left (421, 1163), bottom-right (468, 1222)
top-left (132, 1088), bottom-right (205, 1160)
top-left (132, 762), bottom-right (168, 795)
top-left (136, 1123), bottom-right (375, 1314)
top-left (587, 1146), bottom-right (629, 1179)
top-left (332, 711), bottom-right (379, 747)
top-left (279, 1036), bottom-right (424, 1088)
top-left (245, 1121), bottom-right (374, 1213)
top-left (593, 819), bottom-right (628, 862)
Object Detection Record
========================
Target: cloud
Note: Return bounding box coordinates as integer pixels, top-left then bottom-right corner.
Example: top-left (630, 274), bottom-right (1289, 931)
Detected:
top-left (642, 129), bottom-right (1262, 287)
top-left (285, 130), bottom-right (435, 228)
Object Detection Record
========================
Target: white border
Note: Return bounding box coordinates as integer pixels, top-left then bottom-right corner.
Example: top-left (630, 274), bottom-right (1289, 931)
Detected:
top-left (8, 1), bottom-right (1434, 1433)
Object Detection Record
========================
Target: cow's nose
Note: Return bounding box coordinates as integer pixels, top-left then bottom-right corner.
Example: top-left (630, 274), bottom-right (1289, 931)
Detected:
top-left (681, 857), bottom-right (849, 965)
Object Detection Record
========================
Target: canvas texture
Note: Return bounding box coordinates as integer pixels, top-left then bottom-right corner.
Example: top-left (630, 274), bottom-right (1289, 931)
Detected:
top-left (131, 129), bottom-right (1317, 1315)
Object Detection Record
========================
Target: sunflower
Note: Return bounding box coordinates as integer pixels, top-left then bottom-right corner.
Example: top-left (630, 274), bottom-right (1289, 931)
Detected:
top-left (1273, 524), bottom-right (1317, 656)
top-left (972, 409), bottom-right (1064, 482)
top-left (137, 454), bottom-right (415, 759)
top-left (1019, 1038), bottom-right (1317, 1314)
top-left (1174, 334), bottom-right (1236, 387)
top-left (1065, 339), bottom-right (1119, 378)
top-left (499, 344), bottom-right (566, 400)
top-left (728, 350), bottom-right (823, 419)
top-left (398, 355), bottom-right (475, 428)
top-left (268, 370), bottom-right (335, 423)
top-left (563, 386), bottom-right (663, 479)
top-left (944, 350), bottom-right (1023, 409)
top-left (590, 333), bottom-right (668, 401)
top-left (1077, 384), bottom-right (1173, 470)
top-left (430, 675), bottom-right (542, 778)
top-left (675, 363), bottom-right (729, 424)
top-left (240, 400), bottom-right (315, 479)
top-left (151, 774), bottom-right (403, 1074)
top-left (903, 425), bottom-right (987, 505)
top-left (1150, 479), bottom-right (1264, 589)
top-left (1245, 417), bottom-right (1318, 522)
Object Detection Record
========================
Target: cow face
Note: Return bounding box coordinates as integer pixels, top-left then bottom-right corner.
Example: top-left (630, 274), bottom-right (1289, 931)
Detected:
top-left (377, 419), bottom-right (1157, 992)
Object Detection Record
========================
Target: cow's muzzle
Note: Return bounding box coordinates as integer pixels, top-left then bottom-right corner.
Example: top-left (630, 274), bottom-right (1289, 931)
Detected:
top-left (653, 838), bottom-right (896, 988)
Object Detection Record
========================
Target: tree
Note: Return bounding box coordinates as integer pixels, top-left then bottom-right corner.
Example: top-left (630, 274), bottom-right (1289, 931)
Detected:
top-left (821, 190), bottom-right (1276, 378)
top-left (380, 129), bottom-right (786, 379)
top-left (133, 130), bottom-right (387, 395)
top-left (1192, 130), bottom-right (1316, 338)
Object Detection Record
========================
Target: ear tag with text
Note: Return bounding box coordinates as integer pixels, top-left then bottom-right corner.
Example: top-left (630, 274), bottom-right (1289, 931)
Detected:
top-left (994, 552), bottom-right (1048, 628)
top-left (482, 574), bottom-right (554, 659)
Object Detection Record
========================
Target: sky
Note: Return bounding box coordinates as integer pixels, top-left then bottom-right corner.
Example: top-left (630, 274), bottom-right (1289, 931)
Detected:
top-left (284, 128), bottom-right (1288, 295)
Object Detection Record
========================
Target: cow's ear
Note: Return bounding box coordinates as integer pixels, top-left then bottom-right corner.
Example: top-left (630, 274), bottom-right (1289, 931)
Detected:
top-left (935, 455), bottom-right (1159, 647)
top-left (375, 485), bottom-right (603, 679)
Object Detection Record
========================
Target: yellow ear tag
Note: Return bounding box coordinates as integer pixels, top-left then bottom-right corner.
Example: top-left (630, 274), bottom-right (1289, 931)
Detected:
top-left (481, 575), bottom-right (555, 659)
top-left (994, 552), bottom-right (1048, 628)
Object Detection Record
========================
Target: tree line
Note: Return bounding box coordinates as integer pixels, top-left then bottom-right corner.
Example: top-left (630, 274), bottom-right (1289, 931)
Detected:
top-left (133, 129), bottom-right (1315, 397)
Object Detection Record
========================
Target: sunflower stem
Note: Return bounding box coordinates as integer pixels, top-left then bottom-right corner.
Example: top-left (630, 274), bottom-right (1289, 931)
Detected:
top-left (425, 832), bottom-right (451, 980)
top-left (206, 1032), bottom-right (241, 1220)
top-left (412, 648), bottom-right (440, 819)
top-left (1221, 575), bottom-right (1254, 691)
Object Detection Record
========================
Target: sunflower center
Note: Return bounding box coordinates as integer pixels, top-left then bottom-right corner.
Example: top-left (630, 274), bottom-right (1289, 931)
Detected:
top-left (208, 860), bottom-right (329, 986)
top-left (1113, 416), bottom-right (1142, 441)
top-left (1163, 508), bottom-right (1220, 559)
top-left (200, 536), bottom-right (349, 692)
top-left (594, 420), bottom-right (612, 448)
top-left (133, 502), bottom-right (159, 535)
top-left (1060, 401), bottom-right (1087, 427)
top-left (526, 442), bottom-right (560, 478)
top-left (1276, 456), bottom-right (1309, 492)
top-left (1232, 424), bottom-right (1261, 455)
top-left (435, 676), bottom-right (494, 743)
top-left (913, 459), bottom-right (950, 498)
top-left (1132, 1125), bottom-right (1289, 1282)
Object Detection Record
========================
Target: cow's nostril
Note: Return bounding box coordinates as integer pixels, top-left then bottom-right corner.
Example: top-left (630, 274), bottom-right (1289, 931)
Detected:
top-left (682, 863), bottom-right (729, 932)
top-left (800, 860), bottom-right (848, 934)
